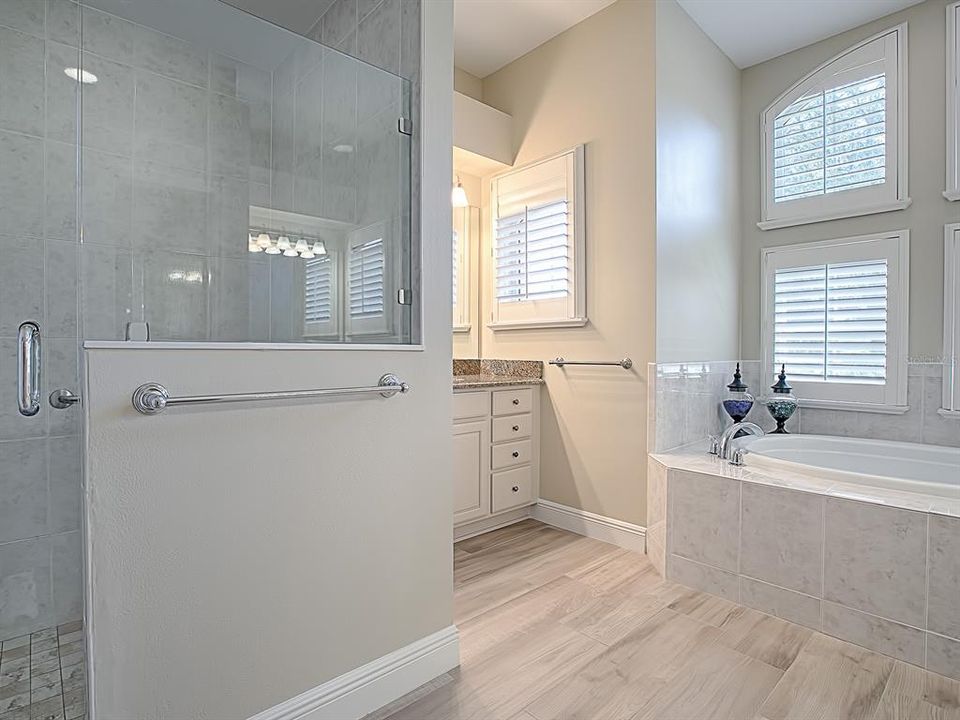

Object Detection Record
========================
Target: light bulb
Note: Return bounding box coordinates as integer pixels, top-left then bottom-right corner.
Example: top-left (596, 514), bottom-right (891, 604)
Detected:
top-left (294, 238), bottom-right (308, 254)
top-left (264, 238), bottom-right (281, 254)
top-left (451, 177), bottom-right (468, 207)
top-left (312, 241), bottom-right (327, 256)
top-left (256, 232), bottom-right (271, 249)
top-left (283, 247), bottom-right (299, 257)
top-left (277, 235), bottom-right (291, 251)
top-left (300, 249), bottom-right (315, 259)
top-left (248, 241), bottom-right (262, 253)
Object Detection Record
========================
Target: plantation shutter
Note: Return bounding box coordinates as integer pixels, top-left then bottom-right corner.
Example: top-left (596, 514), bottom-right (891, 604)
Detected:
top-left (453, 229), bottom-right (459, 308)
top-left (774, 259), bottom-right (888, 383)
top-left (773, 74), bottom-right (887, 202)
top-left (349, 238), bottom-right (385, 318)
top-left (304, 257), bottom-right (332, 323)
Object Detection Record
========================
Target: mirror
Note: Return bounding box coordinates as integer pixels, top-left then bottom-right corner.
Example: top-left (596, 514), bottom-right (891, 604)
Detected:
top-left (452, 171), bottom-right (482, 358)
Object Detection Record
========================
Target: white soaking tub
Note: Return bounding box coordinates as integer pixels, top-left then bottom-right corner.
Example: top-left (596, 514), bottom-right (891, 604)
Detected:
top-left (736, 434), bottom-right (960, 499)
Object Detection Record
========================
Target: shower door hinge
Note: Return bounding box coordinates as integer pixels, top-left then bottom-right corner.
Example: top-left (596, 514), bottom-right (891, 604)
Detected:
top-left (398, 117), bottom-right (413, 136)
top-left (397, 288), bottom-right (413, 305)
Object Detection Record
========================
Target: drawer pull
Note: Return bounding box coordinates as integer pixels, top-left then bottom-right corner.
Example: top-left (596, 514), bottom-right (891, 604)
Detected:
top-left (512, 451), bottom-right (520, 458)
top-left (512, 398), bottom-right (520, 405)
top-left (512, 486), bottom-right (519, 492)
top-left (512, 425), bottom-right (520, 431)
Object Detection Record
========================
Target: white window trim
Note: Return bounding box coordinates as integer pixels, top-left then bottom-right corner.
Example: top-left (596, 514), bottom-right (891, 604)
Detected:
top-left (946, 2), bottom-right (960, 201)
top-left (944, 223), bottom-right (960, 414)
top-left (760, 230), bottom-right (910, 413)
top-left (302, 251), bottom-right (341, 340)
top-left (488, 145), bottom-right (587, 331)
top-left (345, 221), bottom-right (393, 339)
top-left (452, 206), bottom-right (474, 334)
top-left (758, 24), bottom-right (910, 231)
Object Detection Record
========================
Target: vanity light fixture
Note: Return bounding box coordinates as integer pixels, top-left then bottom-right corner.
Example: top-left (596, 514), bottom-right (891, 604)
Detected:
top-left (312, 241), bottom-right (327, 256)
top-left (451, 176), bottom-right (468, 208)
top-left (248, 233), bottom-right (262, 252)
top-left (64, 67), bottom-right (98, 84)
top-left (256, 232), bottom-right (272, 250)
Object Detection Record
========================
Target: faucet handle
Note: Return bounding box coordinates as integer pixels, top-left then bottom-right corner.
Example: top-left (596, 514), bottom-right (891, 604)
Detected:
top-left (730, 447), bottom-right (747, 466)
top-left (708, 435), bottom-right (720, 455)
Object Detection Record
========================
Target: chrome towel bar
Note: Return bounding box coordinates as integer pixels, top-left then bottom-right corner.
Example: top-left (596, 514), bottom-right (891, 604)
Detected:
top-left (132, 374), bottom-right (409, 415)
top-left (549, 357), bottom-right (633, 370)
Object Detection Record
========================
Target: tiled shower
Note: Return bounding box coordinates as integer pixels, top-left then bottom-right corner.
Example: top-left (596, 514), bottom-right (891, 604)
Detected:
top-left (0, 0), bottom-right (419, 657)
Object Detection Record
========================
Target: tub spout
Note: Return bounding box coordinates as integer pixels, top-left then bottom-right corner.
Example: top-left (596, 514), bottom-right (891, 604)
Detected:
top-left (718, 422), bottom-right (764, 461)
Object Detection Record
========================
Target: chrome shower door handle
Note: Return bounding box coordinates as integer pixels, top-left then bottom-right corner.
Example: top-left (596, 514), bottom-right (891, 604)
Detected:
top-left (17, 321), bottom-right (41, 417)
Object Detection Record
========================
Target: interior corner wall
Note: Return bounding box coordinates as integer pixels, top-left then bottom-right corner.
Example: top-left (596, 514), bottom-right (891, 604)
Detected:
top-left (454, 66), bottom-right (483, 101)
top-left (479, 0), bottom-right (656, 526)
top-left (740, 0), bottom-right (956, 363)
top-left (655, 0), bottom-right (742, 364)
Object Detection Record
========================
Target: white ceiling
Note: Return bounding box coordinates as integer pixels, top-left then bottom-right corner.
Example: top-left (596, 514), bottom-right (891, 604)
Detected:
top-left (454, 0), bottom-right (617, 78)
top-left (677, 0), bottom-right (925, 69)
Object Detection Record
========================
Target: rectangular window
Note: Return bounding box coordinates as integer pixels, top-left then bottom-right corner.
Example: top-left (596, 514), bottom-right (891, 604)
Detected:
top-left (762, 231), bottom-right (909, 411)
top-left (489, 146), bottom-right (586, 329)
top-left (944, 224), bottom-right (960, 413)
top-left (346, 222), bottom-right (392, 337)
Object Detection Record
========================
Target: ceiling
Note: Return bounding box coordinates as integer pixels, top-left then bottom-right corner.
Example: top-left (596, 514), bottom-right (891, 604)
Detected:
top-left (218, 0), bottom-right (334, 34)
top-left (677, 0), bottom-right (925, 68)
top-left (454, 0), bottom-right (617, 78)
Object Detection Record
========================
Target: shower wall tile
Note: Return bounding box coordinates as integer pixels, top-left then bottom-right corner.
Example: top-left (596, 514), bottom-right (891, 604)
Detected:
top-left (46, 0), bottom-right (80, 47)
top-left (50, 532), bottom-right (81, 622)
top-left (271, 84), bottom-right (295, 212)
top-left (43, 339), bottom-right (79, 437)
top-left (356, 108), bottom-right (399, 226)
top-left (0, 236), bottom-right (43, 338)
top-left (140, 251), bottom-right (209, 341)
top-left (248, 99), bottom-right (272, 186)
top-left (44, 41), bottom-right (79, 144)
top-left (208, 174), bottom-right (253, 259)
top-left (134, 72), bottom-right (208, 172)
top-left (928, 514), bottom-right (960, 640)
top-left (209, 92), bottom-right (251, 179)
top-left (358, 0), bottom-right (383, 22)
top-left (321, 0), bottom-right (358, 48)
top-left (357, 0), bottom-right (400, 75)
top-left (80, 6), bottom-right (134, 64)
top-left (133, 23), bottom-right (208, 87)
top-left (399, 0), bottom-right (420, 82)
top-left (0, 131), bottom-right (44, 238)
top-left (209, 257), bottom-right (270, 342)
top-left (0, 536), bottom-right (53, 640)
top-left (44, 141), bottom-right (78, 242)
top-left (81, 149), bottom-right (133, 247)
top-left (77, 53), bottom-right (135, 154)
top-left (132, 161), bottom-right (208, 254)
top-left (323, 50), bottom-right (358, 147)
top-left (359, 63), bottom-right (400, 122)
top-left (44, 241), bottom-right (79, 338)
top-left (823, 498), bottom-right (926, 628)
top-left (0, 0), bottom-right (45, 35)
top-left (0, 26), bottom-right (44, 136)
top-left (293, 65), bottom-right (325, 217)
top-left (47, 436), bottom-right (81, 535)
top-left (0, 341), bottom-right (43, 441)
top-left (0, 439), bottom-right (48, 544)
top-left (926, 633), bottom-right (960, 681)
top-left (921, 374), bottom-right (960, 448)
top-left (79, 243), bottom-right (135, 341)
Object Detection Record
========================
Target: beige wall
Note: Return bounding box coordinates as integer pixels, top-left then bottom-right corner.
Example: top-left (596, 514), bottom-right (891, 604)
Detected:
top-left (82, 2), bottom-right (456, 717)
top-left (454, 66), bottom-right (483, 101)
top-left (479, 0), bottom-right (656, 526)
top-left (655, 0), bottom-right (742, 363)
top-left (741, 0), bottom-right (957, 362)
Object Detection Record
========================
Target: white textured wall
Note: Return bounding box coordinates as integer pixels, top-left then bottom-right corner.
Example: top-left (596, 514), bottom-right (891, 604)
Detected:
top-left (82, 1), bottom-right (455, 717)
top-left (655, 0), bottom-right (742, 364)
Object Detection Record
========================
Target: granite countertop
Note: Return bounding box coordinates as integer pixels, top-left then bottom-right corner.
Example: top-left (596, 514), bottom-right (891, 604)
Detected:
top-left (453, 374), bottom-right (545, 389)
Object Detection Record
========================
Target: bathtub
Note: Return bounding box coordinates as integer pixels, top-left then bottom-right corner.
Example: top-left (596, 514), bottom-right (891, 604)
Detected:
top-left (736, 434), bottom-right (960, 499)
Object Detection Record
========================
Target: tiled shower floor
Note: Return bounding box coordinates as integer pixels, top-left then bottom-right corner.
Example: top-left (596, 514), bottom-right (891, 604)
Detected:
top-left (0, 622), bottom-right (86, 720)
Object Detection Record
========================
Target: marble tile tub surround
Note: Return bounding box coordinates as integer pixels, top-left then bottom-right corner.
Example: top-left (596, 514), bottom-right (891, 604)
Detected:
top-left (648, 455), bottom-right (960, 680)
top-left (649, 360), bottom-right (960, 453)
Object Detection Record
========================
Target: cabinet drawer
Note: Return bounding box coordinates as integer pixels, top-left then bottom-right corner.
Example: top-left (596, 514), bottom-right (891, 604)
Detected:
top-left (491, 439), bottom-right (532, 470)
top-left (492, 414), bottom-right (532, 443)
top-left (492, 388), bottom-right (533, 416)
top-left (492, 466), bottom-right (534, 513)
top-left (454, 391), bottom-right (489, 420)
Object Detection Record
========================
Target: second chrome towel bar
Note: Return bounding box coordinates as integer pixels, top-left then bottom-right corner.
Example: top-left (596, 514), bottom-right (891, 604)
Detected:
top-left (132, 374), bottom-right (409, 415)
top-left (550, 357), bottom-right (633, 370)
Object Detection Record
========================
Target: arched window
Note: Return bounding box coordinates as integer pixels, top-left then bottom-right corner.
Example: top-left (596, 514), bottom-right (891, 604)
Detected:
top-left (759, 25), bottom-right (909, 230)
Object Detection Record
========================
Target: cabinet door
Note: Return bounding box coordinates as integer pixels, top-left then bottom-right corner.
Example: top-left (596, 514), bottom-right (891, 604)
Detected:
top-left (453, 420), bottom-right (491, 525)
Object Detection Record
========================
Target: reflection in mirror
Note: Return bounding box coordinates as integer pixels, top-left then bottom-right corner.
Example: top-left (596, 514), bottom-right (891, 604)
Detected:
top-left (76, 0), bottom-right (414, 344)
top-left (452, 205), bottom-right (481, 358)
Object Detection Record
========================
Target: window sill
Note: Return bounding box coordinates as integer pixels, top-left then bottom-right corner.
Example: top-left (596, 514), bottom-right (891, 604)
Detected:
top-left (452, 324), bottom-right (472, 334)
top-left (488, 318), bottom-right (589, 331)
top-left (757, 198), bottom-right (912, 231)
top-left (944, 189), bottom-right (960, 202)
top-left (936, 408), bottom-right (960, 419)
top-left (798, 398), bottom-right (910, 415)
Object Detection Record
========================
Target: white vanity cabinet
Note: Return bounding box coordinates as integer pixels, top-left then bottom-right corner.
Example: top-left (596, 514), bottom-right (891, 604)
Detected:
top-left (452, 385), bottom-right (541, 533)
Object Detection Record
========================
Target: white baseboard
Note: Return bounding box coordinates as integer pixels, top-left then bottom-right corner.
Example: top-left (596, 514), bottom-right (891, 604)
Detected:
top-left (533, 500), bottom-right (647, 553)
top-left (247, 626), bottom-right (459, 720)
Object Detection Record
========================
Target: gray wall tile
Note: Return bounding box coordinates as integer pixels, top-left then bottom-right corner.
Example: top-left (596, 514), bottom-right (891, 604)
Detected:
top-left (0, 236), bottom-right (43, 337)
top-left (669, 469), bottom-right (739, 571)
top-left (79, 243), bottom-right (134, 341)
top-left (44, 141), bottom-right (78, 241)
top-left (208, 174), bottom-right (252, 260)
top-left (822, 602), bottom-right (925, 667)
top-left (0, 439), bottom-right (47, 544)
top-left (928, 514), bottom-right (960, 640)
top-left (140, 250), bottom-right (209, 341)
top-left (0, 26), bottom-right (44, 136)
top-left (927, 633), bottom-right (960, 681)
top-left (740, 576), bottom-right (821, 631)
top-left (47, 436), bottom-right (81, 535)
top-left (134, 72), bottom-right (207, 172)
top-left (133, 24), bottom-right (207, 87)
top-left (44, 240), bottom-right (78, 338)
top-left (0, 0), bottom-right (45, 36)
top-left (80, 6), bottom-right (134, 64)
top-left (668, 554), bottom-right (739, 602)
top-left (81, 149), bottom-right (133, 247)
top-left (0, 131), bottom-right (44, 238)
top-left (209, 92), bottom-right (251, 179)
top-left (0, 536), bottom-right (53, 640)
top-left (321, 0), bottom-right (357, 48)
top-left (132, 161), bottom-right (208, 254)
top-left (46, 0), bottom-right (79, 47)
top-left (356, 0), bottom-right (399, 75)
top-left (51, 532), bottom-right (81, 621)
top-left (43, 339), bottom-right (79, 437)
top-left (922, 374), bottom-right (960, 447)
top-left (209, 257), bottom-right (269, 342)
top-left (78, 53), bottom-right (135, 154)
top-left (741, 483), bottom-right (822, 595)
top-left (44, 41), bottom-right (79, 144)
top-left (824, 498), bottom-right (926, 627)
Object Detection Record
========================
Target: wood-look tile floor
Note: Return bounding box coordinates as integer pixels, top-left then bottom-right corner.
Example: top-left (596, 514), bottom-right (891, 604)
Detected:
top-left (0, 622), bottom-right (86, 720)
top-left (372, 520), bottom-right (960, 720)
